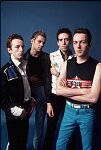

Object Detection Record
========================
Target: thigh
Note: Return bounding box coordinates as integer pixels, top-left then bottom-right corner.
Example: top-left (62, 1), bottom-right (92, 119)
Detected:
top-left (36, 86), bottom-right (46, 103)
top-left (33, 86), bottom-right (46, 131)
top-left (78, 108), bottom-right (94, 150)
top-left (56, 105), bottom-right (77, 149)
top-left (6, 116), bottom-right (29, 146)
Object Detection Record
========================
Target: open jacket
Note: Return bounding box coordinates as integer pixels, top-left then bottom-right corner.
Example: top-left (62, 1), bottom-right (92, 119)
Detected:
top-left (24, 49), bottom-right (52, 102)
top-left (50, 49), bottom-right (73, 94)
top-left (1, 60), bottom-right (25, 114)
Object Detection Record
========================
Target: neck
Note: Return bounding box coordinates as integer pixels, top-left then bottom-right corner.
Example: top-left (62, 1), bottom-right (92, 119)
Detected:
top-left (77, 55), bottom-right (89, 64)
top-left (30, 49), bottom-right (40, 57)
top-left (61, 50), bottom-right (68, 60)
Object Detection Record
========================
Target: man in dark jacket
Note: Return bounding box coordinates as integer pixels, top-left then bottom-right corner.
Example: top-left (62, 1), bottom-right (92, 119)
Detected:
top-left (24, 31), bottom-right (51, 150)
top-left (1, 34), bottom-right (34, 150)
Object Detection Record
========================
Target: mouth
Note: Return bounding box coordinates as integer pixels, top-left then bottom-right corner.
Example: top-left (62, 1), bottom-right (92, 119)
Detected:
top-left (38, 47), bottom-right (42, 51)
top-left (19, 53), bottom-right (23, 57)
top-left (62, 46), bottom-right (67, 49)
top-left (76, 50), bottom-right (82, 53)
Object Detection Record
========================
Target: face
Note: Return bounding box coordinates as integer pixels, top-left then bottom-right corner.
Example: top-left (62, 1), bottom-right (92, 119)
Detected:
top-left (31, 35), bottom-right (45, 52)
top-left (73, 33), bottom-right (90, 57)
top-left (57, 33), bottom-right (71, 52)
top-left (8, 39), bottom-right (24, 60)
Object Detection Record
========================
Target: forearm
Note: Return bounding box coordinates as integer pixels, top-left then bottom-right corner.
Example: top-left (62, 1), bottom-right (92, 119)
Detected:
top-left (68, 95), bottom-right (94, 103)
top-left (69, 91), bottom-right (101, 103)
top-left (56, 85), bottom-right (86, 97)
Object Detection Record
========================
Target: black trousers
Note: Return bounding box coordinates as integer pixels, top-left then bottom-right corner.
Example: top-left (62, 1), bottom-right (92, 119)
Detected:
top-left (4, 99), bottom-right (33, 150)
top-left (44, 93), bottom-right (66, 150)
top-left (6, 113), bottom-right (29, 150)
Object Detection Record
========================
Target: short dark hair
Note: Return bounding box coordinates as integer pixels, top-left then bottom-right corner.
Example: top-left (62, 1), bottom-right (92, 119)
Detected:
top-left (7, 34), bottom-right (24, 48)
top-left (73, 28), bottom-right (92, 45)
top-left (57, 28), bottom-right (72, 41)
top-left (31, 31), bottom-right (46, 41)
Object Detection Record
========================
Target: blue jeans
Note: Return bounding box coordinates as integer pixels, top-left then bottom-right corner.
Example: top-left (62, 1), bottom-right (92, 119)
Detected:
top-left (32, 86), bottom-right (46, 150)
top-left (56, 103), bottom-right (95, 150)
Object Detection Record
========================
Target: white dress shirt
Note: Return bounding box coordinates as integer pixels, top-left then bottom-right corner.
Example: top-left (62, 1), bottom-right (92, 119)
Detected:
top-left (11, 55), bottom-right (31, 101)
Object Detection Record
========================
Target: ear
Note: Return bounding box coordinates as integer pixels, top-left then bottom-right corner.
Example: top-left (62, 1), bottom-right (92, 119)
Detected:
top-left (31, 38), bottom-right (35, 44)
top-left (57, 41), bottom-right (59, 47)
top-left (31, 39), bottom-right (33, 44)
top-left (7, 48), bottom-right (12, 54)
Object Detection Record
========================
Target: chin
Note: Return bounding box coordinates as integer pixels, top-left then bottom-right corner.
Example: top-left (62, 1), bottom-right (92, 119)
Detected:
top-left (62, 49), bottom-right (67, 52)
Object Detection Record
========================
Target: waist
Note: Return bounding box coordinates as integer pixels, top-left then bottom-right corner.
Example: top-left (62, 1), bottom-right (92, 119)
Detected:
top-left (66, 100), bottom-right (93, 109)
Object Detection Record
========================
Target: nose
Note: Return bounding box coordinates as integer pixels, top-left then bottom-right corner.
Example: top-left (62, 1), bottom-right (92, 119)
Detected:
top-left (19, 46), bottom-right (24, 51)
top-left (40, 42), bottom-right (44, 47)
top-left (77, 42), bottom-right (81, 47)
top-left (63, 39), bottom-right (66, 44)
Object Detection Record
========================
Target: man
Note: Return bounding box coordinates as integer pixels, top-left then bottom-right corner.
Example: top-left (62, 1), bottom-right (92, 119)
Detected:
top-left (56, 28), bottom-right (101, 150)
top-left (24, 31), bottom-right (51, 150)
top-left (1, 34), bottom-right (34, 150)
top-left (44, 28), bottom-right (74, 150)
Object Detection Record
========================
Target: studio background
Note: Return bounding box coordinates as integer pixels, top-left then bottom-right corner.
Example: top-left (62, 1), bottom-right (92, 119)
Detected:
top-left (1, 1), bottom-right (101, 150)
top-left (1, 1), bottom-right (101, 66)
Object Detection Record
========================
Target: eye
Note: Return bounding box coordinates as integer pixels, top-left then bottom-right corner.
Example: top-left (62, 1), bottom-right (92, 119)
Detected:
top-left (81, 41), bottom-right (87, 44)
top-left (15, 45), bottom-right (20, 48)
top-left (73, 41), bottom-right (77, 45)
top-left (58, 39), bottom-right (63, 42)
top-left (64, 38), bottom-right (69, 41)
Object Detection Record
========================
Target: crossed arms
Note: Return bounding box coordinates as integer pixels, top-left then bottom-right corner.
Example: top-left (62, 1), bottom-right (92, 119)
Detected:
top-left (56, 61), bottom-right (101, 104)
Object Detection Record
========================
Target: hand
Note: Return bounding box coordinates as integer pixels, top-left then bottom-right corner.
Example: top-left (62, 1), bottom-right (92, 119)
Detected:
top-left (11, 106), bottom-right (24, 117)
top-left (20, 109), bottom-right (28, 120)
top-left (27, 98), bottom-right (35, 114)
top-left (50, 65), bottom-right (59, 77)
top-left (60, 78), bottom-right (67, 86)
top-left (47, 103), bottom-right (54, 117)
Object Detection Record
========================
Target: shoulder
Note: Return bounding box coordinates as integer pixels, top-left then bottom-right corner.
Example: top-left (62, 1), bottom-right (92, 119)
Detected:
top-left (68, 54), bottom-right (76, 60)
top-left (50, 50), bottom-right (60, 56)
top-left (67, 56), bottom-right (76, 62)
top-left (1, 62), bottom-right (15, 79)
top-left (1, 62), bottom-right (11, 72)
top-left (89, 56), bottom-right (99, 64)
top-left (40, 51), bottom-right (50, 61)
top-left (24, 48), bottom-right (31, 60)
top-left (96, 62), bottom-right (101, 71)
top-left (93, 63), bottom-right (101, 80)
top-left (41, 51), bottom-right (49, 58)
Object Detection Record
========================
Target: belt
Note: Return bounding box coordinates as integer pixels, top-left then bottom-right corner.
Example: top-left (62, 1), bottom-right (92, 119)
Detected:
top-left (66, 101), bottom-right (92, 109)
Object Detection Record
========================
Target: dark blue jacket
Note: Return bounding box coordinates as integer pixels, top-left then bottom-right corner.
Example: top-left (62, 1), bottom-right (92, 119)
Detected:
top-left (1, 60), bottom-right (25, 114)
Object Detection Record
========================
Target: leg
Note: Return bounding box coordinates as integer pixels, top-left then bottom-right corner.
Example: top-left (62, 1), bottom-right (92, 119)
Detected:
top-left (78, 108), bottom-right (94, 150)
top-left (44, 94), bottom-right (66, 150)
top-left (33, 86), bottom-right (46, 150)
top-left (6, 116), bottom-right (29, 150)
top-left (56, 104), bottom-right (77, 150)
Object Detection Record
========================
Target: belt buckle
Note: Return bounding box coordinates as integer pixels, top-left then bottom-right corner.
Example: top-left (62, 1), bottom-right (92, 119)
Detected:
top-left (83, 104), bottom-right (90, 108)
top-left (73, 104), bottom-right (81, 108)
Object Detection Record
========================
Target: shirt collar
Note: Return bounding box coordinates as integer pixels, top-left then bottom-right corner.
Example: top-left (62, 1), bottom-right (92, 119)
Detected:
top-left (11, 54), bottom-right (27, 68)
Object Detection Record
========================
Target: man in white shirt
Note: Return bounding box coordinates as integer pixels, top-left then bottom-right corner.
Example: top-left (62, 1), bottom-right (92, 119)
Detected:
top-left (44, 28), bottom-right (74, 150)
